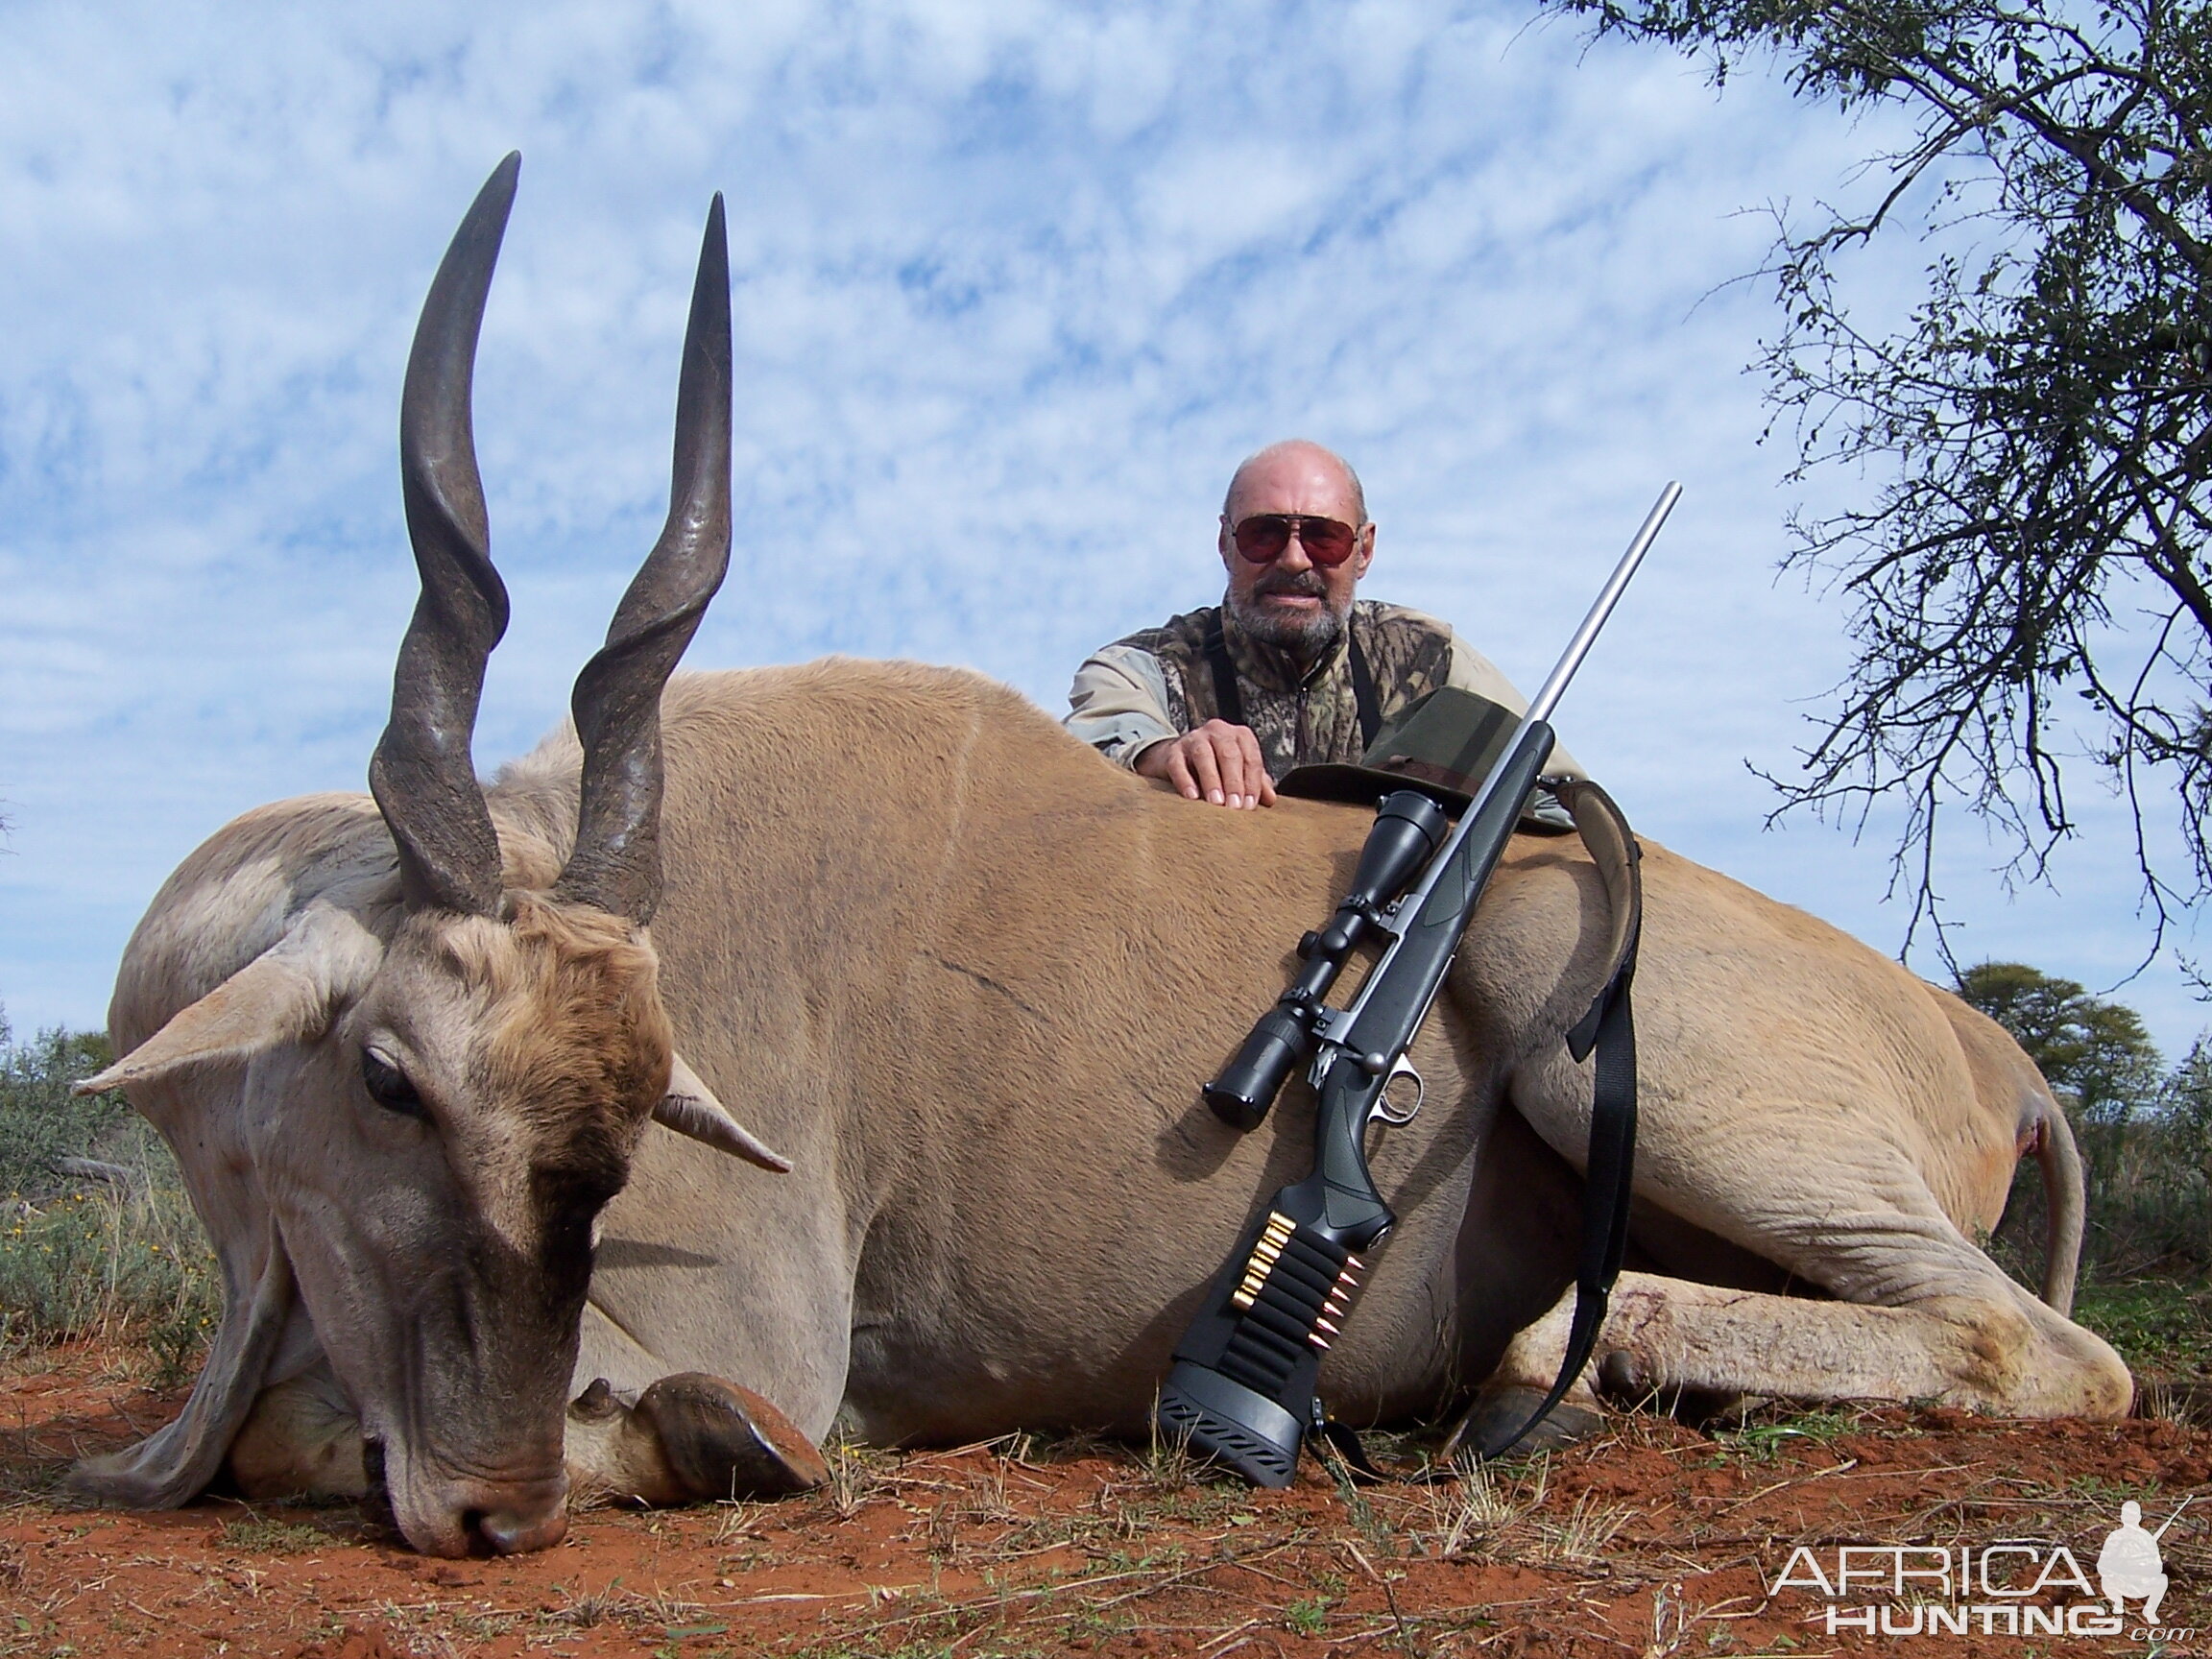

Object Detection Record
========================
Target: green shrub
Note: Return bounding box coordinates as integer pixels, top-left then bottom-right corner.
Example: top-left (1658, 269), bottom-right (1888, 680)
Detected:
top-left (1960, 968), bottom-right (2212, 1375)
top-left (0, 1185), bottom-right (220, 1385)
top-left (0, 1008), bottom-right (220, 1385)
top-left (1993, 1118), bottom-right (2212, 1292)
top-left (2072, 1280), bottom-right (2212, 1377)
top-left (0, 1015), bottom-right (152, 1203)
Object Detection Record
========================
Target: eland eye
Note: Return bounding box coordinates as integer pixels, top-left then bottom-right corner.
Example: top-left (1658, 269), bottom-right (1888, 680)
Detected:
top-left (361, 1050), bottom-right (426, 1118)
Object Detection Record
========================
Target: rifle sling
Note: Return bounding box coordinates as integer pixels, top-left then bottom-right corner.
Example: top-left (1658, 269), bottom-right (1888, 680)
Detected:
top-left (1472, 914), bottom-right (1638, 1461)
top-left (1318, 778), bottom-right (1643, 1481)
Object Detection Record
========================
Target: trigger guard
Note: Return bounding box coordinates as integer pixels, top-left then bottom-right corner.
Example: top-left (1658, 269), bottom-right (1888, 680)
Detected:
top-left (1373, 1055), bottom-right (1424, 1126)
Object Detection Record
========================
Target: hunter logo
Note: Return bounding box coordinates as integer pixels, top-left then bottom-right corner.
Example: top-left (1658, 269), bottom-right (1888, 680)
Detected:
top-left (2099, 1499), bottom-right (2185, 1624)
top-left (1767, 1499), bottom-right (2195, 1643)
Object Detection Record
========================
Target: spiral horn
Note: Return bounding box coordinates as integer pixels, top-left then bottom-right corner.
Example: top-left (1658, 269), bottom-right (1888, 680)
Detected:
top-left (368, 153), bottom-right (521, 917)
top-left (553, 196), bottom-right (733, 925)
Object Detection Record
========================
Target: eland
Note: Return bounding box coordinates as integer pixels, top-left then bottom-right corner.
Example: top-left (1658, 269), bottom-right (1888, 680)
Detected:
top-left (70, 159), bottom-right (2131, 1556)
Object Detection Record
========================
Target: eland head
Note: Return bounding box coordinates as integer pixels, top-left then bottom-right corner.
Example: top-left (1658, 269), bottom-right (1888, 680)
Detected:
top-left (79, 155), bottom-right (784, 1555)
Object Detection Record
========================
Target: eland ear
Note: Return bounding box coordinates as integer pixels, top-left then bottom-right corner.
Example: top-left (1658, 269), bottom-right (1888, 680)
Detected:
top-left (77, 904), bottom-right (383, 1094)
top-left (653, 1053), bottom-right (791, 1173)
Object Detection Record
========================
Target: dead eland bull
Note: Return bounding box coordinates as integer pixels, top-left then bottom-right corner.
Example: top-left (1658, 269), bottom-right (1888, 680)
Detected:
top-left (69, 159), bottom-right (2131, 1557)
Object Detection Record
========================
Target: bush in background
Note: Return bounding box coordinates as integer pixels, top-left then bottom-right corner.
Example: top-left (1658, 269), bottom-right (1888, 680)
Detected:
top-left (0, 1008), bottom-right (219, 1386)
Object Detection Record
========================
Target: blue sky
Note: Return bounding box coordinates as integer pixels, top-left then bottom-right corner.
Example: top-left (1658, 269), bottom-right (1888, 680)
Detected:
top-left (3, 0), bottom-right (2202, 1057)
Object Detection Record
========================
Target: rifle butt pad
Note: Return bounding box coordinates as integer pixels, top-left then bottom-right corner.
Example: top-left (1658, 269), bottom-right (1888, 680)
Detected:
top-left (1155, 1362), bottom-right (1303, 1488)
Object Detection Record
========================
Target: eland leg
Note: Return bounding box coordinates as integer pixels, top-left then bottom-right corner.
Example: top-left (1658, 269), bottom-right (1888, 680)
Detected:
top-left (227, 1363), bottom-right (827, 1507)
top-left (1475, 1266), bottom-right (2131, 1440)
top-left (227, 1366), bottom-right (368, 1500)
top-left (1486, 963), bottom-right (2134, 1437)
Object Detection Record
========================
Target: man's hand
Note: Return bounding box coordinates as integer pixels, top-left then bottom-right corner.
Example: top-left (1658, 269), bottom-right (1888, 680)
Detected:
top-left (1135, 721), bottom-right (1278, 809)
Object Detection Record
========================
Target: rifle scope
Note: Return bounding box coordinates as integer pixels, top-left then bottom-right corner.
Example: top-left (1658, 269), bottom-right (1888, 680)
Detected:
top-left (1202, 788), bottom-right (1449, 1129)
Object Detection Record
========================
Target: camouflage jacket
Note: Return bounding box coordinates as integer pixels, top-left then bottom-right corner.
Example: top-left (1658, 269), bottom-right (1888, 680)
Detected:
top-left (1065, 599), bottom-right (1582, 781)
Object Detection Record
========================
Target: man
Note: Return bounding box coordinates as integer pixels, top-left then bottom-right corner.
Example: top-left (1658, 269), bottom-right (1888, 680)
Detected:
top-left (1066, 439), bottom-right (1577, 807)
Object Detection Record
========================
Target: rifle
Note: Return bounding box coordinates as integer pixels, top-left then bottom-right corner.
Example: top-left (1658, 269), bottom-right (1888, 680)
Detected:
top-left (1155, 484), bottom-right (1680, 1487)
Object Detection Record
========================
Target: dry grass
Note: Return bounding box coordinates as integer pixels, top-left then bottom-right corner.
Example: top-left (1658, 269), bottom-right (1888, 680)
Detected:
top-left (215, 1514), bottom-right (337, 1554)
top-left (7, 1375), bottom-right (2209, 1659)
top-left (822, 1435), bottom-right (893, 1519)
top-left (1416, 1455), bottom-right (1547, 1556)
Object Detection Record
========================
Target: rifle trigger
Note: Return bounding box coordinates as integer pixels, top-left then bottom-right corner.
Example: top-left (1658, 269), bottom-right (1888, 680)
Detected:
top-left (1373, 1053), bottom-right (1424, 1125)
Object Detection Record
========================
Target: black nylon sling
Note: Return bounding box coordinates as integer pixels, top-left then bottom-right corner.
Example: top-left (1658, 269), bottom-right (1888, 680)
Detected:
top-left (1480, 918), bottom-right (1639, 1458)
top-left (1478, 777), bottom-right (1643, 1459)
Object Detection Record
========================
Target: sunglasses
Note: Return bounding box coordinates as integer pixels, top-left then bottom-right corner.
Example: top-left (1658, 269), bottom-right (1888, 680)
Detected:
top-left (1230, 513), bottom-right (1363, 567)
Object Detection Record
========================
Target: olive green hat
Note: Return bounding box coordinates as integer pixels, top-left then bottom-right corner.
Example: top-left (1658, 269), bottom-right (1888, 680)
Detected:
top-left (1277, 685), bottom-right (1527, 813)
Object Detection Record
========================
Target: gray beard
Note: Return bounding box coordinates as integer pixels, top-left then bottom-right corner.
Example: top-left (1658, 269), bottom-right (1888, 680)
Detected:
top-left (1228, 586), bottom-right (1348, 671)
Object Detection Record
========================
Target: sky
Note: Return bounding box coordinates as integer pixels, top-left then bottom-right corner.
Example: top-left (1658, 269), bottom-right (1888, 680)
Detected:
top-left (3, 0), bottom-right (2203, 1060)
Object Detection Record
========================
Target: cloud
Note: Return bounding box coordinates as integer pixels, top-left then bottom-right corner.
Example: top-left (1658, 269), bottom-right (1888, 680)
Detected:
top-left (2, 0), bottom-right (2200, 1054)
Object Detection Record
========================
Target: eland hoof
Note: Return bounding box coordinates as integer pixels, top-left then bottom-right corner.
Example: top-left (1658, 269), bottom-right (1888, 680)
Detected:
top-left (635, 1373), bottom-right (830, 1501)
top-left (1456, 1385), bottom-right (1604, 1458)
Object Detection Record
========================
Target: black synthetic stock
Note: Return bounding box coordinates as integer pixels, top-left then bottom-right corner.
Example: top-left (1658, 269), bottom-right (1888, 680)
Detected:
top-left (1160, 1202), bottom-right (1358, 1487)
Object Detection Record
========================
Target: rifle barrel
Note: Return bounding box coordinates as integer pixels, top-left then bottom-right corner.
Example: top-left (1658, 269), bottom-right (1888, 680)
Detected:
top-left (1360, 479), bottom-right (1679, 950)
top-left (1527, 481), bottom-right (1681, 727)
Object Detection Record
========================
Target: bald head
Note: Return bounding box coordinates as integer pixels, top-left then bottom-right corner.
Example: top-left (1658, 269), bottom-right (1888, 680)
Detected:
top-left (1222, 440), bottom-right (1366, 526)
top-left (1216, 440), bottom-right (1376, 667)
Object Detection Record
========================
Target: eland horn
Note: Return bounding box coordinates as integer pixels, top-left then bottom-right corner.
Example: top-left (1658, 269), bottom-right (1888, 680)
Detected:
top-left (553, 195), bottom-right (733, 925)
top-left (369, 153), bottom-right (522, 917)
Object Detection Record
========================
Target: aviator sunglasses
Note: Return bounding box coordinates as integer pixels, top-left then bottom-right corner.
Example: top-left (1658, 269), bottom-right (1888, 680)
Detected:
top-left (1230, 513), bottom-right (1363, 567)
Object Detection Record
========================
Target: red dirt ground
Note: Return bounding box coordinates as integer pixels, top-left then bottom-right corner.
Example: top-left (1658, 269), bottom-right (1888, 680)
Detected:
top-left (5, 1343), bottom-right (2209, 1658)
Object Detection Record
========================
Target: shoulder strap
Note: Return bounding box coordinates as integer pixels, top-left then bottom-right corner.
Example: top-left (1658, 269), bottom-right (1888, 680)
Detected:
top-left (1348, 632), bottom-right (1382, 749)
top-left (1204, 613), bottom-right (1380, 749)
top-left (1201, 615), bottom-right (1245, 731)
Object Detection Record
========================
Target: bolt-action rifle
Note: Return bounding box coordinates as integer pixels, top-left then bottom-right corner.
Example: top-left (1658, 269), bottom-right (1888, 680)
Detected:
top-left (1155, 484), bottom-right (1681, 1487)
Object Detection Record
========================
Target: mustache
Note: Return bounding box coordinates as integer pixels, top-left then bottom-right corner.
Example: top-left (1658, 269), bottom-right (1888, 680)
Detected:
top-left (1253, 569), bottom-right (1328, 600)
